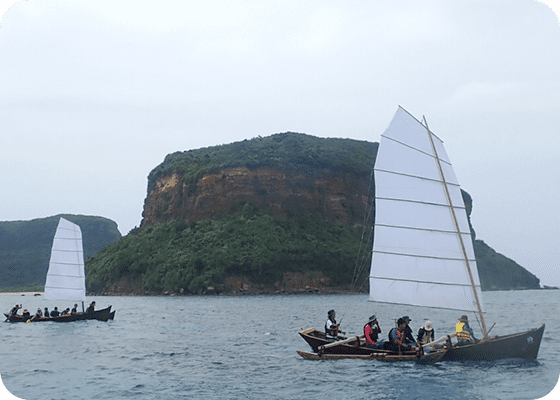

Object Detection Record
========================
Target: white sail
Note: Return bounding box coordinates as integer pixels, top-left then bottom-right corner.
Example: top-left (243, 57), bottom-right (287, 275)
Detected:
top-left (44, 218), bottom-right (86, 302)
top-left (369, 106), bottom-right (484, 312)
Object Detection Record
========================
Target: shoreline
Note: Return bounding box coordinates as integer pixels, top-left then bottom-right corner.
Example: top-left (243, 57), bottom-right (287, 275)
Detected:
top-left (0, 292), bottom-right (43, 296)
top-left (0, 287), bottom-right (556, 297)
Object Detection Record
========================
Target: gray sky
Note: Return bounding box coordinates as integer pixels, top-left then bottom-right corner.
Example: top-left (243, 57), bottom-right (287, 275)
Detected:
top-left (1, 0), bottom-right (559, 286)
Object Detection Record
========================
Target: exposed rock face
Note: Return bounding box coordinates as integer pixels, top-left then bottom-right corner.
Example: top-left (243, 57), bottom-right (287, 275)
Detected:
top-left (141, 167), bottom-right (372, 228)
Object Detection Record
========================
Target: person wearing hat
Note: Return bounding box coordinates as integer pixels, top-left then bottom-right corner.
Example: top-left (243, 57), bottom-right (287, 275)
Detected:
top-left (22, 309), bottom-right (31, 318)
top-left (417, 321), bottom-right (435, 353)
top-left (388, 318), bottom-right (416, 352)
top-left (456, 315), bottom-right (477, 346)
top-left (401, 316), bottom-right (418, 347)
top-left (325, 309), bottom-right (345, 338)
top-left (363, 315), bottom-right (384, 349)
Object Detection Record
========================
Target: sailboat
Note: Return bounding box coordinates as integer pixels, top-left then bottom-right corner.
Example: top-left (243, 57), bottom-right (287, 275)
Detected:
top-left (4, 217), bottom-right (115, 323)
top-left (297, 106), bottom-right (544, 361)
top-left (369, 106), bottom-right (544, 361)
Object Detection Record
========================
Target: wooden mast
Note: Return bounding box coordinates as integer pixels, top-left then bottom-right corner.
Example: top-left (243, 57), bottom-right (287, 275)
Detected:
top-left (423, 116), bottom-right (489, 340)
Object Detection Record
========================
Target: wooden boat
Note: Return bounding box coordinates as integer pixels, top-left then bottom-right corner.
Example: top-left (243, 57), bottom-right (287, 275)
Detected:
top-left (4, 306), bottom-right (115, 323)
top-left (297, 107), bottom-right (545, 363)
top-left (367, 106), bottom-right (544, 360)
top-left (4, 218), bottom-right (116, 324)
top-left (297, 349), bottom-right (446, 365)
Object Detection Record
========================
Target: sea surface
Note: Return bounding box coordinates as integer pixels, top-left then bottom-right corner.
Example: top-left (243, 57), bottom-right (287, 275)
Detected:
top-left (1, 290), bottom-right (558, 400)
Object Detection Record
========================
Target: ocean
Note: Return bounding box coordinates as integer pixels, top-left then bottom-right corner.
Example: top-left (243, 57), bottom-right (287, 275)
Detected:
top-left (1, 290), bottom-right (558, 400)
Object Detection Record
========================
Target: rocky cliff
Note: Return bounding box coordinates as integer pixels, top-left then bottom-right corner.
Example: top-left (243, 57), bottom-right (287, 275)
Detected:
top-left (141, 132), bottom-right (377, 229)
top-left (142, 167), bottom-right (371, 229)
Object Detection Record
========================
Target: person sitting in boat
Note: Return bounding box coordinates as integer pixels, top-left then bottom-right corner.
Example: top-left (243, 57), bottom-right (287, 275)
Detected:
top-left (388, 318), bottom-right (415, 352)
top-left (71, 304), bottom-right (78, 314)
top-left (417, 321), bottom-right (435, 353)
top-left (456, 315), bottom-right (477, 346)
top-left (22, 309), bottom-right (31, 318)
top-left (325, 309), bottom-right (345, 338)
top-left (401, 316), bottom-right (418, 347)
top-left (363, 315), bottom-right (383, 349)
top-left (50, 307), bottom-right (60, 317)
top-left (43, 307), bottom-right (50, 318)
top-left (61, 308), bottom-right (70, 316)
top-left (86, 301), bottom-right (96, 313)
top-left (8, 304), bottom-right (21, 316)
top-left (30, 308), bottom-right (43, 322)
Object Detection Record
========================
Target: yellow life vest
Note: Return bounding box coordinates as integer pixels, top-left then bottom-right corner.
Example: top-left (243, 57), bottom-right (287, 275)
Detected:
top-left (455, 322), bottom-right (471, 341)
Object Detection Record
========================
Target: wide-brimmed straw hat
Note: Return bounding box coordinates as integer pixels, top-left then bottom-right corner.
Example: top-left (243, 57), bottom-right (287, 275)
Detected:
top-left (424, 321), bottom-right (433, 331)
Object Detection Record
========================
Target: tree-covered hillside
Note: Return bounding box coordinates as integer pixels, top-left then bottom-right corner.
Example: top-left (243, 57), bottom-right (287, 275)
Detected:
top-left (0, 215), bottom-right (121, 289)
top-left (474, 240), bottom-right (540, 290)
top-left (87, 208), bottom-right (368, 294)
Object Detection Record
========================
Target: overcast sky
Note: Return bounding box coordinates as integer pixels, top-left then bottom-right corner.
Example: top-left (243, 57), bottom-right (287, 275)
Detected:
top-left (0, 0), bottom-right (559, 286)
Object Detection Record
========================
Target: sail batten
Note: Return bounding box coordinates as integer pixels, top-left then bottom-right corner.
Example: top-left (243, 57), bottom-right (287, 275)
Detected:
top-left (369, 107), bottom-right (484, 313)
top-left (380, 135), bottom-right (454, 167)
top-left (371, 276), bottom-right (481, 288)
top-left (44, 218), bottom-right (86, 302)
top-left (375, 224), bottom-right (471, 234)
top-left (373, 250), bottom-right (475, 262)
top-left (376, 198), bottom-right (466, 210)
top-left (375, 170), bottom-right (461, 187)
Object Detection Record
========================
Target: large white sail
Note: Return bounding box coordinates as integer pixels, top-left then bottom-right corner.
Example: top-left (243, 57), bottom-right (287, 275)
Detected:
top-left (369, 106), bottom-right (484, 312)
top-left (44, 218), bottom-right (86, 302)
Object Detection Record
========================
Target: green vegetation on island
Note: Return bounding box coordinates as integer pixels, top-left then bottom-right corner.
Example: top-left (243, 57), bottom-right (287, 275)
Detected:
top-left (87, 206), bottom-right (369, 294)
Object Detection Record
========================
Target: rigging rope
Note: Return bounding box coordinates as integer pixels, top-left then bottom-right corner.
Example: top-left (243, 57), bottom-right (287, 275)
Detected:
top-left (351, 164), bottom-right (375, 288)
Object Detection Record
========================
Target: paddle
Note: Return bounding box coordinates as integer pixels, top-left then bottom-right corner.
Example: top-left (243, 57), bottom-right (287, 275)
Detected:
top-left (319, 334), bottom-right (365, 351)
top-left (422, 333), bottom-right (457, 348)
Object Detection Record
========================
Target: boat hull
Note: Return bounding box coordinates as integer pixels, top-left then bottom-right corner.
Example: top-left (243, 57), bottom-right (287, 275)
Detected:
top-left (298, 328), bottom-right (347, 350)
top-left (299, 328), bottom-right (378, 355)
top-left (4, 306), bottom-right (115, 323)
top-left (443, 324), bottom-right (545, 361)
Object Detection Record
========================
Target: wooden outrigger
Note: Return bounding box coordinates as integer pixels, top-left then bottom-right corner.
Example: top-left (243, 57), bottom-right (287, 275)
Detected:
top-left (297, 349), bottom-right (446, 365)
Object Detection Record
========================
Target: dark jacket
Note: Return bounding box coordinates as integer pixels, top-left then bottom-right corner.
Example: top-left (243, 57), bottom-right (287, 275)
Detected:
top-left (404, 325), bottom-right (416, 344)
top-left (417, 328), bottom-right (435, 344)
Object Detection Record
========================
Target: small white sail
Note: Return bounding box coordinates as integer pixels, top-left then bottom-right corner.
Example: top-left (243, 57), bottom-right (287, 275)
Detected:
top-left (44, 218), bottom-right (86, 302)
top-left (369, 107), bottom-right (484, 312)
